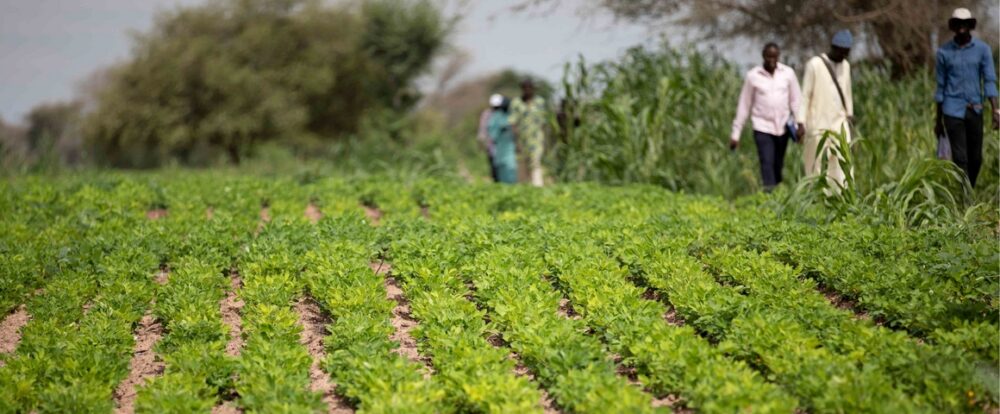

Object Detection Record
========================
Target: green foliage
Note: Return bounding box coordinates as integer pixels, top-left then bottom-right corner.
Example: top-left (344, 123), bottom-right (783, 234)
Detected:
top-left (84, 0), bottom-right (450, 168)
top-left (555, 47), bottom-right (750, 195)
top-left (360, 0), bottom-right (452, 111)
top-left (0, 170), bottom-right (996, 412)
top-left (555, 45), bottom-right (999, 227)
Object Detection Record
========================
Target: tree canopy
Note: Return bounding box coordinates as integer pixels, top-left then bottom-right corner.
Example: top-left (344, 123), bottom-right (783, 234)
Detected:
top-left (84, 0), bottom-right (452, 168)
top-left (527, 0), bottom-right (994, 77)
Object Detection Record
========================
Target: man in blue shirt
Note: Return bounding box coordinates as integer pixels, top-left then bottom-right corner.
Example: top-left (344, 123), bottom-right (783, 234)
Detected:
top-left (934, 8), bottom-right (998, 188)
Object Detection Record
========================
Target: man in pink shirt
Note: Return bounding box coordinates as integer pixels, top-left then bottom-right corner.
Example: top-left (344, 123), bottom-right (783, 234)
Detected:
top-left (729, 43), bottom-right (803, 191)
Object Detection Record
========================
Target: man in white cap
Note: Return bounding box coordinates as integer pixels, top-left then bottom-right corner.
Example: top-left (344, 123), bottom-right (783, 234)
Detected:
top-left (478, 94), bottom-right (505, 182)
top-left (798, 30), bottom-right (854, 193)
top-left (934, 8), bottom-right (998, 188)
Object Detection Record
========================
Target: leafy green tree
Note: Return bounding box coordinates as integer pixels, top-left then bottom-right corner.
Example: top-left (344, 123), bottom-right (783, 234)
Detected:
top-left (84, 0), bottom-right (451, 167)
top-left (360, 0), bottom-right (453, 111)
top-left (25, 101), bottom-right (82, 154)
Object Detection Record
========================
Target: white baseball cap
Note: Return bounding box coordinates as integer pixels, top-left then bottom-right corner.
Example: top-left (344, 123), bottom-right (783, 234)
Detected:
top-left (489, 94), bottom-right (504, 107)
top-left (952, 8), bottom-right (973, 20)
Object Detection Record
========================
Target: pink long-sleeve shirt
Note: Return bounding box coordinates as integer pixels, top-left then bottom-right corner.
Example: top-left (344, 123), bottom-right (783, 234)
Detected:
top-left (730, 63), bottom-right (802, 142)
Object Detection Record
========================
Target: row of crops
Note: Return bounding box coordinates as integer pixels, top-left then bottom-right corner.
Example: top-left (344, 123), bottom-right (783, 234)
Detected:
top-left (0, 172), bottom-right (996, 413)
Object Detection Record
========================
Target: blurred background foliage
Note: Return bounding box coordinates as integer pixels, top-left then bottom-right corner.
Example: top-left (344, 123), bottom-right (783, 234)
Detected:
top-left (0, 0), bottom-right (996, 230)
top-left (82, 0), bottom-right (453, 168)
top-left (552, 45), bottom-right (999, 227)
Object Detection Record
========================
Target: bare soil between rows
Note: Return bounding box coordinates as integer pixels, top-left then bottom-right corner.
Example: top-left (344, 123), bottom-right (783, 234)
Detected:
top-left (362, 205), bottom-right (382, 225)
top-left (113, 312), bottom-right (165, 414)
top-left (0, 305), bottom-right (31, 365)
top-left (146, 209), bottom-right (168, 220)
top-left (374, 261), bottom-right (433, 378)
top-left (295, 297), bottom-right (354, 414)
top-left (113, 267), bottom-right (170, 414)
top-left (383, 275), bottom-right (428, 369)
top-left (211, 401), bottom-right (243, 414)
top-left (222, 270), bottom-right (244, 357)
top-left (305, 203), bottom-right (323, 224)
top-left (506, 350), bottom-right (560, 414)
top-left (470, 277), bottom-right (560, 414)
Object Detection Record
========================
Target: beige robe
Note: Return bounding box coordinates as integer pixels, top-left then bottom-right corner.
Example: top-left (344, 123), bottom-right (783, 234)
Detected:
top-left (797, 54), bottom-right (853, 191)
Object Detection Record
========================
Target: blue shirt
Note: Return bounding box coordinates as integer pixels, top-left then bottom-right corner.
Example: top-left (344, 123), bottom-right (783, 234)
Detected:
top-left (935, 38), bottom-right (998, 119)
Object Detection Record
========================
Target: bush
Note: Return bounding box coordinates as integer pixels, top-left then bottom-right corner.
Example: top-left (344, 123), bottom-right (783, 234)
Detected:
top-left (83, 0), bottom-right (450, 168)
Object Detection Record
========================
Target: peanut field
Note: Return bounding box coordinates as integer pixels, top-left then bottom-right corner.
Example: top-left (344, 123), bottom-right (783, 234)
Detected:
top-left (0, 172), bottom-right (997, 413)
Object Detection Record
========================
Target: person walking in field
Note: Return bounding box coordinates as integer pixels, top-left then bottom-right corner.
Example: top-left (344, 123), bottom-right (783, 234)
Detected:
top-left (798, 30), bottom-right (854, 192)
top-left (934, 8), bottom-right (998, 188)
top-left (488, 97), bottom-right (519, 184)
top-left (510, 79), bottom-right (547, 187)
top-left (729, 43), bottom-right (802, 192)
top-left (479, 94), bottom-right (505, 182)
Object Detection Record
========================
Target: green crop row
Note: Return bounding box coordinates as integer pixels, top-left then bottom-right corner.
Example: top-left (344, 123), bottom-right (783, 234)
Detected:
top-left (713, 216), bottom-right (999, 361)
top-left (0, 178), bottom-right (161, 320)
top-left (386, 219), bottom-right (547, 413)
top-left (452, 222), bottom-right (662, 413)
top-left (305, 220), bottom-right (449, 413)
top-left (622, 235), bottom-right (924, 412)
top-left (540, 232), bottom-right (797, 413)
top-left (698, 246), bottom-right (988, 411)
top-left (233, 220), bottom-right (325, 412)
top-left (0, 171), bottom-right (996, 413)
top-left (135, 205), bottom-right (252, 413)
top-left (0, 189), bottom-right (160, 413)
top-left (136, 256), bottom-right (233, 413)
top-left (604, 209), bottom-right (992, 412)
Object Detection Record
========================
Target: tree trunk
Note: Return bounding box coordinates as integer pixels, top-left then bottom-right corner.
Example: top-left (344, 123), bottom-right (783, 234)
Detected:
top-left (228, 144), bottom-right (241, 165)
top-left (870, 19), bottom-right (934, 79)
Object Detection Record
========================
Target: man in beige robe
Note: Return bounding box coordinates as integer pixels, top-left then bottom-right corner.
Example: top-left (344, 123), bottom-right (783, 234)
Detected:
top-left (798, 30), bottom-right (854, 192)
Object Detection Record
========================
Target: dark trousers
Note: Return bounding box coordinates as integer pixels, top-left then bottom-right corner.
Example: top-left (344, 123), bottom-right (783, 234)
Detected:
top-left (753, 130), bottom-right (789, 191)
top-left (944, 108), bottom-right (983, 187)
top-left (488, 153), bottom-right (499, 182)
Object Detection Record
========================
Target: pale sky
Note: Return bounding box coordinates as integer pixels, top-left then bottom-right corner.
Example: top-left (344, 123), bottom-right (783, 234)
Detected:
top-left (0, 0), bottom-right (747, 123)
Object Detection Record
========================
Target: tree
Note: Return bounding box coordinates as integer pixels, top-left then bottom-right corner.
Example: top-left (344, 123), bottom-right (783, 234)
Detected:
top-left (25, 101), bottom-right (83, 156)
top-left (84, 0), bottom-right (452, 167)
top-left (0, 117), bottom-right (28, 169)
top-left (360, 0), bottom-right (454, 111)
top-left (525, 0), bottom-right (994, 77)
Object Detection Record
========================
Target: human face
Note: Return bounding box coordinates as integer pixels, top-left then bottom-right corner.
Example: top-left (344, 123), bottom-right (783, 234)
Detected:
top-left (951, 19), bottom-right (974, 44)
top-left (763, 47), bottom-right (780, 73)
top-left (521, 82), bottom-right (535, 100)
top-left (829, 46), bottom-right (850, 63)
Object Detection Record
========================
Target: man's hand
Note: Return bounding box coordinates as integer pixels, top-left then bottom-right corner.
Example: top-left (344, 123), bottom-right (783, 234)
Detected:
top-left (729, 139), bottom-right (739, 150)
top-left (934, 119), bottom-right (944, 137)
top-left (797, 123), bottom-right (805, 143)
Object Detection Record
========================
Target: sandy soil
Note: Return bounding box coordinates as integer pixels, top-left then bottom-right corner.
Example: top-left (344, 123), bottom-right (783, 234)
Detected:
top-left (663, 307), bottom-right (685, 326)
top-left (146, 209), bottom-right (168, 220)
top-left (211, 401), bottom-right (243, 414)
top-left (383, 275), bottom-right (426, 370)
top-left (113, 311), bottom-right (165, 414)
top-left (222, 270), bottom-right (244, 357)
top-left (295, 297), bottom-right (354, 414)
top-left (362, 206), bottom-right (382, 225)
top-left (0, 305), bottom-right (31, 363)
top-left (305, 203), bottom-right (323, 224)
